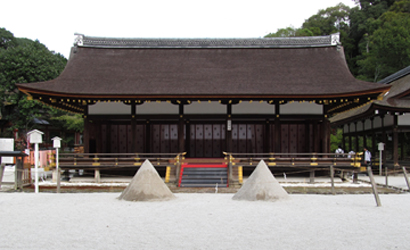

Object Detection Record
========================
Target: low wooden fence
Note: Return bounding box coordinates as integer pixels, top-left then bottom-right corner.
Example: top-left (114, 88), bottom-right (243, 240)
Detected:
top-left (0, 151), bottom-right (30, 190)
top-left (223, 152), bottom-right (362, 168)
top-left (57, 152), bottom-right (185, 183)
top-left (223, 152), bottom-right (363, 186)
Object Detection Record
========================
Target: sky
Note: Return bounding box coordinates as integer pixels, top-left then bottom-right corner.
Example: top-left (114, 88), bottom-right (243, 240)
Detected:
top-left (2, 0), bottom-right (357, 59)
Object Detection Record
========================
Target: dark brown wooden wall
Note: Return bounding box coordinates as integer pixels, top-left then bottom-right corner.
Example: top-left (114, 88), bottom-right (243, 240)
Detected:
top-left (88, 119), bottom-right (324, 156)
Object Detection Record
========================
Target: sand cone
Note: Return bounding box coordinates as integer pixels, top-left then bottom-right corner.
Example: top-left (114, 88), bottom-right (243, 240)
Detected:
top-left (232, 160), bottom-right (289, 201)
top-left (118, 159), bottom-right (176, 201)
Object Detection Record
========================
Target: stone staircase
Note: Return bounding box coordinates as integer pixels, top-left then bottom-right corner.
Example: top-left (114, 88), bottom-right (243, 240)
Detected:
top-left (178, 160), bottom-right (228, 187)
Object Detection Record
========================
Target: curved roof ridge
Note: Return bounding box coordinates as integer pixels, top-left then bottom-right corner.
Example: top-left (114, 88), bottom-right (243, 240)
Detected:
top-left (73, 33), bottom-right (341, 49)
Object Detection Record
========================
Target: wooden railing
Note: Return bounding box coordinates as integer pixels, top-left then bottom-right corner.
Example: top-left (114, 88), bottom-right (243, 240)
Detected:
top-left (223, 152), bottom-right (363, 168)
top-left (58, 152), bottom-right (185, 169)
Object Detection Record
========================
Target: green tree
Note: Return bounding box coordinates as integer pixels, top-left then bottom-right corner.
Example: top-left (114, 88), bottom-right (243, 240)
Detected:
top-left (331, 128), bottom-right (344, 153)
top-left (0, 28), bottom-right (17, 49)
top-left (265, 4), bottom-right (355, 70)
top-left (265, 26), bottom-right (318, 38)
top-left (0, 28), bottom-right (68, 136)
top-left (349, 0), bottom-right (397, 77)
top-left (49, 111), bottom-right (84, 132)
top-left (302, 3), bottom-right (352, 36)
top-left (357, 0), bottom-right (410, 81)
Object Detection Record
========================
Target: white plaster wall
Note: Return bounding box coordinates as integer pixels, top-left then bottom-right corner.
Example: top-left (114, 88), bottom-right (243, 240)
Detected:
top-left (138, 102), bottom-right (178, 114)
top-left (343, 115), bottom-right (395, 133)
top-left (89, 102), bottom-right (131, 115)
top-left (184, 101), bottom-right (226, 114)
top-left (384, 115), bottom-right (394, 127)
top-left (280, 102), bottom-right (322, 115)
top-left (399, 113), bottom-right (410, 126)
top-left (232, 102), bottom-right (274, 114)
top-left (364, 119), bottom-right (372, 130)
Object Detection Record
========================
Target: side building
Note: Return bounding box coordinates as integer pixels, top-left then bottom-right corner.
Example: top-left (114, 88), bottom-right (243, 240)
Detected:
top-left (331, 65), bottom-right (410, 169)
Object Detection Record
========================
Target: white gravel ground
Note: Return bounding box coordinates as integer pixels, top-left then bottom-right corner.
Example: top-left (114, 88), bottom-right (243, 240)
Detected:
top-left (1, 191), bottom-right (409, 250)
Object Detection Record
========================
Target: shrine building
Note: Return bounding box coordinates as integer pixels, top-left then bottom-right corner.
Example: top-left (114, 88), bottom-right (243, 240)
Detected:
top-left (17, 33), bottom-right (389, 159)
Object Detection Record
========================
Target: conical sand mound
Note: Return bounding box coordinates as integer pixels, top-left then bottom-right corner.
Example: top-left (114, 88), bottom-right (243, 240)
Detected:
top-left (118, 159), bottom-right (176, 201)
top-left (233, 160), bottom-right (289, 201)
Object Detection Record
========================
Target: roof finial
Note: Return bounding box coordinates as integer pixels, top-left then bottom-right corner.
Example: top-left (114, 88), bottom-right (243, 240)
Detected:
top-left (331, 33), bottom-right (340, 46)
top-left (74, 33), bottom-right (84, 46)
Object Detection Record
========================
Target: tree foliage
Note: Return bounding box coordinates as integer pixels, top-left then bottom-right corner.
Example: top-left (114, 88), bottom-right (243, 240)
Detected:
top-left (265, 0), bottom-right (410, 82)
top-left (356, 0), bottom-right (410, 81)
top-left (0, 28), bottom-right (84, 140)
top-left (0, 28), bottom-right (17, 49)
top-left (302, 3), bottom-right (352, 36)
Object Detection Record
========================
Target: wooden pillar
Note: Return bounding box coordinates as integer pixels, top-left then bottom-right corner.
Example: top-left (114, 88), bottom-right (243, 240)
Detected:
top-left (186, 120), bottom-right (191, 157)
top-left (381, 115), bottom-right (386, 164)
top-left (274, 104), bottom-right (281, 153)
top-left (348, 123), bottom-right (352, 151)
top-left (393, 114), bottom-right (399, 167)
top-left (341, 125), bottom-right (345, 150)
top-left (83, 106), bottom-right (90, 153)
top-left (145, 120), bottom-right (151, 153)
top-left (226, 104), bottom-right (232, 153)
top-left (354, 122), bottom-right (359, 152)
top-left (371, 117), bottom-right (376, 153)
top-left (322, 115), bottom-right (330, 153)
top-left (131, 103), bottom-right (137, 152)
top-left (178, 104), bottom-right (185, 153)
top-left (305, 121), bottom-right (310, 153)
top-left (264, 119), bottom-right (270, 153)
top-left (96, 121), bottom-right (102, 153)
top-left (362, 120), bottom-right (367, 150)
top-left (106, 122), bottom-right (111, 153)
top-left (313, 120), bottom-right (319, 152)
top-left (400, 130), bottom-right (404, 160)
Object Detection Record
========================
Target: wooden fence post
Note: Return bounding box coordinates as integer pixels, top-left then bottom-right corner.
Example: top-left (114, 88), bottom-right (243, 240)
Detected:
top-left (330, 165), bottom-right (335, 195)
top-left (94, 169), bottom-right (100, 183)
top-left (402, 166), bottom-right (410, 190)
top-left (367, 166), bottom-right (382, 207)
top-left (310, 170), bottom-right (315, 184)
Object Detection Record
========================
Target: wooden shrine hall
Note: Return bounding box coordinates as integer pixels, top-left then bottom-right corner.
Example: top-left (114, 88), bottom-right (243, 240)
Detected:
top-left (17, 33), bottom-right (389, 159)
top-left (331, 65), bottom-right (410, 170)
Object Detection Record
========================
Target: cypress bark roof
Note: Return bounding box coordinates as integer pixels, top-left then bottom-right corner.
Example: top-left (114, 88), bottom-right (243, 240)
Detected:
top-left (18, 33), bottom-right (388, 99)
